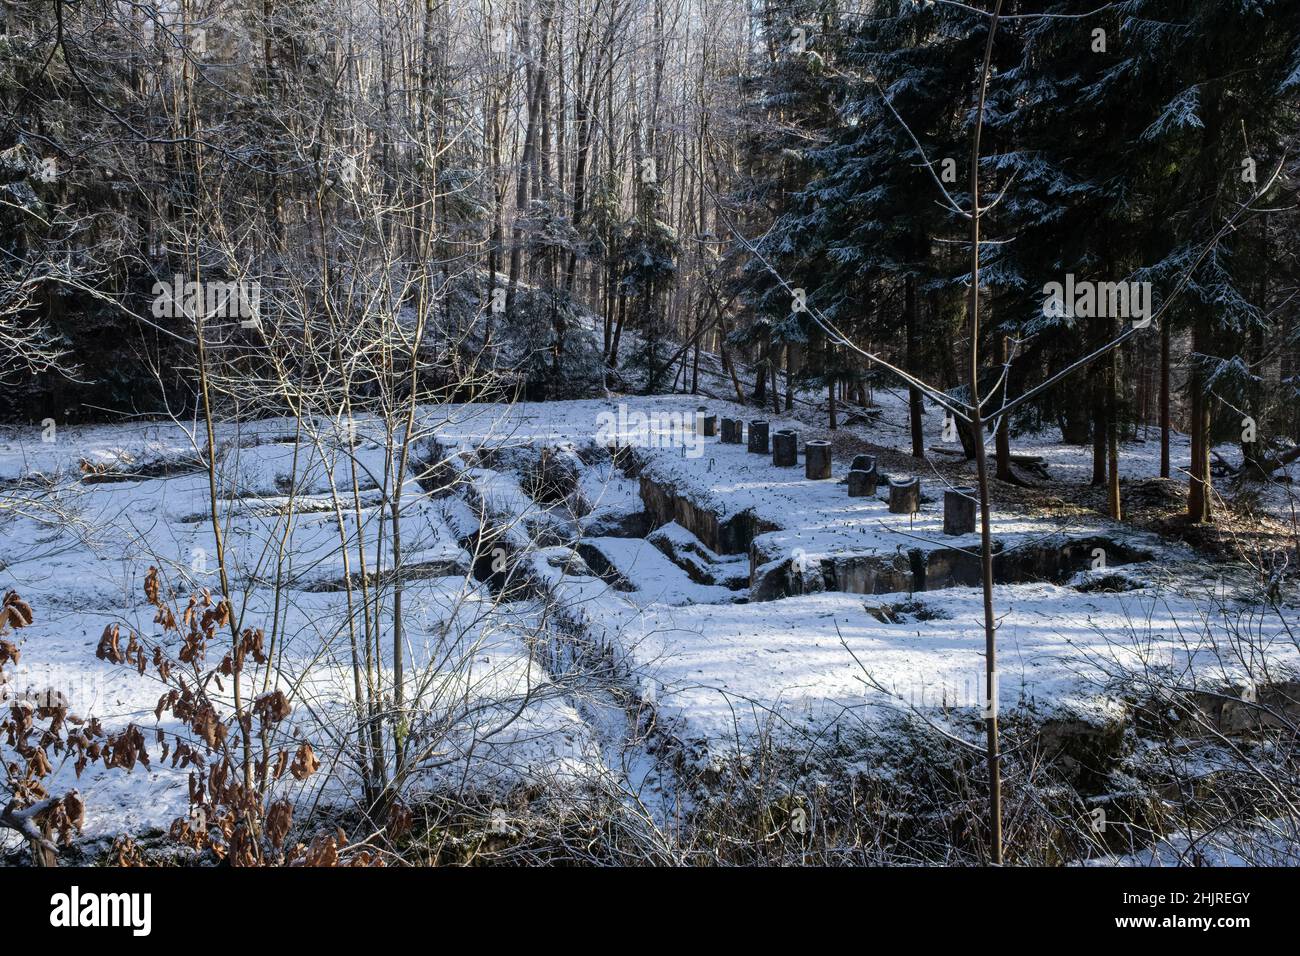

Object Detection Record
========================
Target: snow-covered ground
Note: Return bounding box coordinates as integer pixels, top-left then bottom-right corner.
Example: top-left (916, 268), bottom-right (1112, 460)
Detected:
top-left (4, 579), bottom-right (600, 840)
top-left (610, 579), bottom-right (1299, 757)
top-left (0, 417), bottom-right (605, 842)
top-left (2, 394), bottom-right (1297, 857)
top-left (1084, 820), bottom-right (1300, 866)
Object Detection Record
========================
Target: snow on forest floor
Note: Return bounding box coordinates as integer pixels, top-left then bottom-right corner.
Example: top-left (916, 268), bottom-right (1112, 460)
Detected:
top-left (421, 396), bottom-right (1297, 750)
top-left (1, 394), bottom-right (1298, 853)
top-left (611, 580), bottom-right (1300, 758)
top-left (1082, 820), bottom-right (1300, 867)
top-left (0, 417), bottom-right (605, 841)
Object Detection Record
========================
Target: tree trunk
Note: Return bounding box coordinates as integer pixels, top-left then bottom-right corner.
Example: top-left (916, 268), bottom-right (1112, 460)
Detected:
top-left (905, 274), bottom-right (925, 458)
top-left (1160, 316), bottom-right (1171, 478)
top-left (506, 8), bottom-right (547, 315)
top-left (1090, 317), bottom-right (1107, 486)
top-left (826, 336), bottom-right (836, 429)
top-left (995, 335), bottom-right (1012, 481)
top-left (753, 332), bottom-right (768, 405)
top-left (1107, 316), bottom-right (1122, 519)
top-left (785, 342), bottom-right (796, 411)
top-left (1187, 315), bottom-right (1213, 522)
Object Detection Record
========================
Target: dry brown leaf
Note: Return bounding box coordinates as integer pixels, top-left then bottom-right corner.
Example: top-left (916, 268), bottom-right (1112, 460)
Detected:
top-left (289, 742), bottom-right (319, 780)
top-left (266, 798), bottom-right (293, 848)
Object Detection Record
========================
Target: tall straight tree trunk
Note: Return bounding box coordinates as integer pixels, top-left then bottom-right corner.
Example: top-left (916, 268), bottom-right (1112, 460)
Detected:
top-left (506, 7), bottom-right (546, 314)
top-left (692, 335), bottom-right (701, 394)
top-left (785, 342), bottom-right (796, 411)
top-left (826, 339), bottom-right (837, 429)
top-left (966, 1), bottom-right (1004, 863)
top-left (905, 273), bottom-right (925, 458)
top-left (1090, 316), bottom-right (1107, 486)
top-left (771, 347), bottom-right (781, 414)
top-left (1160, 318), bottom-right (1171, 478)
top-left (563, 45), bottom-right (596, 292)
top-left (609, 293), bottom-right (627, 367)
top-left (1107, 317), bottom-right (1122, 519)
top-left (486, 96), bottom-right (504, 340)
top-left (1187, 315), bottom-right (1213, 522)
top-left (995, 336), bottom-right (1012, 482)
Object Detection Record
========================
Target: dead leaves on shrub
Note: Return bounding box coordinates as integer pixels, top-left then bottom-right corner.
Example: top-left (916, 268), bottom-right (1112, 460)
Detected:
top-left (144, 566), bottom-right (161, 607)
top-left (95, 623), bottom-right (123, 664)
top-left (235, 627), bottom-right (266, 670)
top-left (253, 690), bottom-right (291, 727)
top-left (0, 591), bottom-right (33, 633)
top-left (35, 791), bottom-right (86, 846)
top-left (0, 591), bottom-right (33, 670)
top-left (288, 827), bottom-right (383, 867)
top-left (2, 574), bottom-right (330, 866)
top-left (1, 593), bottom-right (118, 861)
top-left (102, 724), bottom-right (151, 771)
top-left (289, 742), bottom-right (319, 781)
top-left (138, 570), bottom-right (327, 866)
top-left (265, 798), bottom-right (293, 848)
